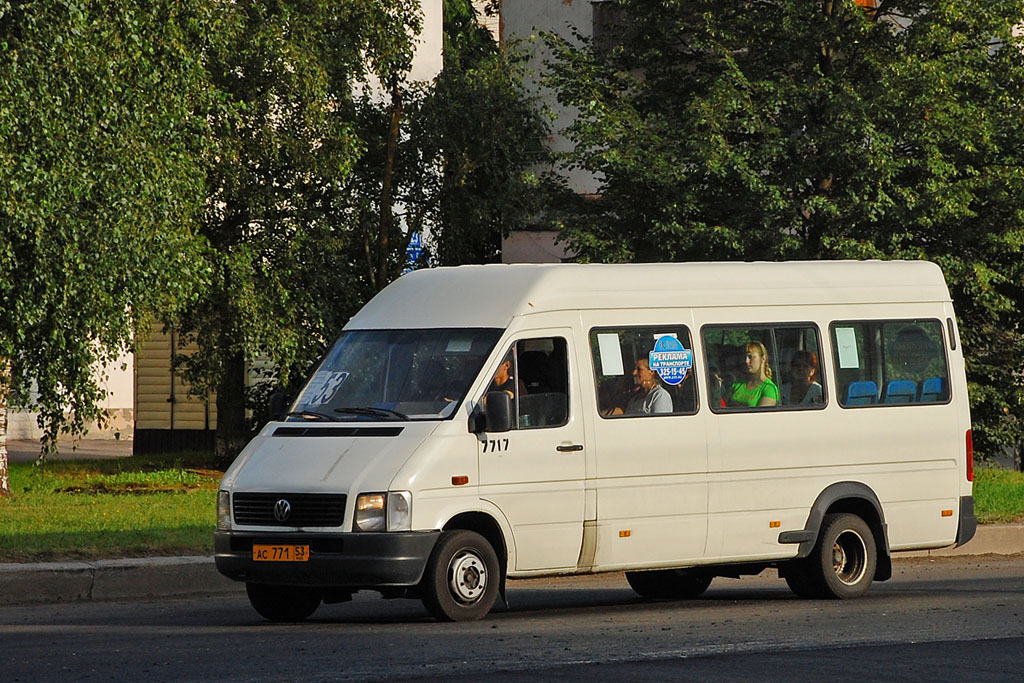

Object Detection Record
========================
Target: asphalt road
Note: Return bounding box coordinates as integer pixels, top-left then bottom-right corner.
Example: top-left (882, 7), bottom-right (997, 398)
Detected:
top-left (2, 555), bottom-right (1021, 682)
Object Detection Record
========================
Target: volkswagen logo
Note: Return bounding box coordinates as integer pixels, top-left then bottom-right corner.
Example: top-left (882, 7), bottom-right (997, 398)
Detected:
top-left (273, 498), bottom-right (292, 522)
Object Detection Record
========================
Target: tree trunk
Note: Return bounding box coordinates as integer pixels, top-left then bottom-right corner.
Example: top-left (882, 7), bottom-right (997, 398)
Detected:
top-left (214, 350), bottom-right (249, 465)
top-left (376, 80), bottom-right (403, 292)
top-left (1, 359), bottom-right (10, 496)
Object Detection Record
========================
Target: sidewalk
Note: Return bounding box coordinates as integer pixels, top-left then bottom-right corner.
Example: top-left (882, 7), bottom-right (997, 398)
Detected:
top-left (2, 526), bottom-right (1022, 607)
top-left (6, 438), bottom-right (134, 463)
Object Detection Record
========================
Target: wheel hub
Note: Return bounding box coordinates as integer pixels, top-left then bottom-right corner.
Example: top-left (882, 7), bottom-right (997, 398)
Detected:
top-left (832, 529), bottom-right (867, 586)
top-left (448, 550), bottom-right (487, 603)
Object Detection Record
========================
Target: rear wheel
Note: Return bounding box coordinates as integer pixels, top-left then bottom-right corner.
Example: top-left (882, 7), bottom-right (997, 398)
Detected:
top-left (246, 583), bottom-right (321, 622)
top-left (786, 513), bottom-right (877, 599)
top-left (782, 560), bottom-right (822, 598)
top-left (421, 530), bottom-right (500, 622)
top-left (625, 569), bottom-right (713, 599)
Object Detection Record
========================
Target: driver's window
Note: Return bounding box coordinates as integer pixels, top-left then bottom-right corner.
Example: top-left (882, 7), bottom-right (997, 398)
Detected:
top-left (486, 337), bottom-right (569, 429)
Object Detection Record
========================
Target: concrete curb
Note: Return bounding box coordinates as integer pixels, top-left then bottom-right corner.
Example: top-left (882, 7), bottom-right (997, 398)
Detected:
top-left (894, 523), bottom-right (1024, 558)
top-left (0, 556), bottom-right (244, 606)
top-left (2, 526), bottom-right (1022, 607)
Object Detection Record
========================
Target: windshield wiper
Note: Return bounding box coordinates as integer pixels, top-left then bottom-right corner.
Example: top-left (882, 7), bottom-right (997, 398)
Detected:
top-left (334, 406), bottom-right (410, 421)
top-left (283, 410), bottom-right (338, 422)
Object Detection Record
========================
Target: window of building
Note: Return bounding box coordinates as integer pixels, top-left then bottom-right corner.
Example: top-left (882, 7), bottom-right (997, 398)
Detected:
top-left (590, 326), bottom-right (698, 417)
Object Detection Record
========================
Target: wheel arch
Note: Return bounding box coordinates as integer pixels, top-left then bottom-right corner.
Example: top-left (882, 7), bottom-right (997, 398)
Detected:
top-left (442, 511), bottom-right (510, 590)
top-left (791, 482), bottom-right (892, 582)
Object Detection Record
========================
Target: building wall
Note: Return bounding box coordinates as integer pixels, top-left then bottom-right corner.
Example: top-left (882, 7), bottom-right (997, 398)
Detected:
top-left (501, 230), bottom-right (573, 263)
top-left (501, 0), bottom-right (600, 195)
top-left (411, 0), bottom-right (445, 82)
top-left (473, 0), bottom-right (501, 41)
top-left (7, 350), bottom-right (134, 440)
top-left (134, 323), bottom-right (218, 454)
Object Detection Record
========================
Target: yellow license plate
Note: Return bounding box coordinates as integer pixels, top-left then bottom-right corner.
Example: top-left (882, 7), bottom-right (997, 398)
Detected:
top-left (252, 544), bottom-right (309, 562)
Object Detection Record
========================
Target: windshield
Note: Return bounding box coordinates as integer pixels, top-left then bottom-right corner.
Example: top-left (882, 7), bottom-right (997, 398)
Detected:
top-left (288, 328), bottom-right (502, 421)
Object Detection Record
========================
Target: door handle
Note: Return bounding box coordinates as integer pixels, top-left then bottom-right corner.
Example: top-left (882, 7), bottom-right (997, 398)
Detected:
top-left (556, 443), bottom-right (583, 452)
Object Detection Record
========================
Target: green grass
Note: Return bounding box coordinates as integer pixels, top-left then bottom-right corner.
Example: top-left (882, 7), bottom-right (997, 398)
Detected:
top-left (2, 452), bottom-right (1022, 562)
top-left (0, 452), bottom-right (222, 562)
top-left (974, 466), bottom-right (1024, 524)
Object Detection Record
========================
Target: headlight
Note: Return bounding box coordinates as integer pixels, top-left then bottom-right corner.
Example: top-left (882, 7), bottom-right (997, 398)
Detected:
top-left (387, 491), bottom-right (412, 531)
top-left (217, 490), bottom-right (232, 530)
top-left (354, 491), bottom-right (412, 531)
top-left (354, 493), bottom-right (387, 531)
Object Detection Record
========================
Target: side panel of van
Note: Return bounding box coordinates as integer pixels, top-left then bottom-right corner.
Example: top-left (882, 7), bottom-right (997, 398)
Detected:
top-left (579, 310), bottom-right (709, 571)
top-left (697, 304), bottom-right (961, 563)
top-left (476, 325), bottom-right (587, 571)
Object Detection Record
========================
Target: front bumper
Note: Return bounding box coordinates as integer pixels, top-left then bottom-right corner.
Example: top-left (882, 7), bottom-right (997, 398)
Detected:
top-left (214, 529), bottom-right (440, 588)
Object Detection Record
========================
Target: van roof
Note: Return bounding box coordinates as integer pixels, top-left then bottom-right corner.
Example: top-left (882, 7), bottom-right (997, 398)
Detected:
top-left (346, 261), bottom-right (950, 330)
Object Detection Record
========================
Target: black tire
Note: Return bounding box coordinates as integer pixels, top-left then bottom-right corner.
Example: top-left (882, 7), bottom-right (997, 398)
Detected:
top-left (625, 569), bottom-right (713, 599)
top-left (246, 583), bottom-right (321, 622)
top-left (782, 559), bottom-right (823, 598)
top-left (791, 512), bottom-right (877, 600)
top-left (421, 530), bottom-right (500, 622)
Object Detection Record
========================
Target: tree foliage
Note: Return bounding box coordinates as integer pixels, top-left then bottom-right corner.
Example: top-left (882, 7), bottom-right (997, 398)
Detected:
top-left (0, 0), bottom-right (212, 483)
top-left (174, 0), bottom-right (548, 457)
top-left (339, 0), bottom-right (550, 281)
top-left (545, 0), bottom-right (1024, 456)
top-left (169, 0), bottom-right (421, 457)
top-left (0, 0), bottom-right (550, 471)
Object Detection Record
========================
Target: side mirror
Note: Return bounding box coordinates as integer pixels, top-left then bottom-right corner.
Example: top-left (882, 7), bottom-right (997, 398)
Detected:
top-left (484, 391), bottom-right (513, 433)
top-left (268, 391), bottom-right (289, 422)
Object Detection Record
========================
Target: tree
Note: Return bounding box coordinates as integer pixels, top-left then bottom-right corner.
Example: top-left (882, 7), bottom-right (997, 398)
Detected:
top-left (171, 1), bottom-right (422, 459)
top-left (544, 0), bottom-right (1024, 457)
top-left (176, 0), bottom-right (549, 460)
top-left (340, 0), bottom-right (550, 283)
top-left (0, 0), bottom-right (211, 490)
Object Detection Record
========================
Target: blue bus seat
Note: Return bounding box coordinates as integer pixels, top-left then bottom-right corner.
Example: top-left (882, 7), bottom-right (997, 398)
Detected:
top-left (882, 379), bottom-right (917, 404)
top-left (918, 377), bottom-right (946, 403)
top-left (845, 380), bottom-right (879, 406)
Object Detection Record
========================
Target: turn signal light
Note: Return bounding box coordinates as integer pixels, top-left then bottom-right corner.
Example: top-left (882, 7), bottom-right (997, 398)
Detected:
top-left (619, 530), bottom-right (631, 538)
top-left (451, 475), bottom-right (469, 486)
top-left (942, 510), bottom-right (953, 517)
top-left (769, 521), bottom-right (781, 528)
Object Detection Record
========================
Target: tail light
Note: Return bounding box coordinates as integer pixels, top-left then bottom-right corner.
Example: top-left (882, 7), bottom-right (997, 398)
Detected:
top-left (965, 429), bottom-right (974, 482)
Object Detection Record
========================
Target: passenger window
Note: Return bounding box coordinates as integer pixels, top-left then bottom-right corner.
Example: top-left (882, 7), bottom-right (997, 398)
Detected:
top-left (486, 337), bottom-right (569, 429)
top-left (831, 320), bottom-right (950, 407)
top-left (703, 325), bottom-right (825, 411)
top-left (590, 326), bottom-right (697, 418)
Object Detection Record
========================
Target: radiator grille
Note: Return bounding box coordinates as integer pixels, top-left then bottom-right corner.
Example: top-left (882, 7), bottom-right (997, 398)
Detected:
top-left (232, 493), bottom-right (347, 527)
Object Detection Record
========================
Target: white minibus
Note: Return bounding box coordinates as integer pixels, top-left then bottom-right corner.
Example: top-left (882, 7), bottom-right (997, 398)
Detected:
top-left (215, 261), bottom-right (976, 622)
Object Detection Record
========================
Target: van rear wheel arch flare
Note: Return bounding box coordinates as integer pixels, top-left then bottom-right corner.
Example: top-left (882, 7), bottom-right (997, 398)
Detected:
top-left (796, 482), bottom-right (889, 557)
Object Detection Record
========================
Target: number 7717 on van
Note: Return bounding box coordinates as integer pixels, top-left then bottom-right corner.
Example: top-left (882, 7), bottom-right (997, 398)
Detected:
top-left (214, 261), bottom-right (976, 622)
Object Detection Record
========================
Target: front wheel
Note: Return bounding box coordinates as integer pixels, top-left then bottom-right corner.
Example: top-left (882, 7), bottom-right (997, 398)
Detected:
top-left (626, 569), bottom-right (713, 599)
top-left (246, 583), bottom-right (321, 622)
top-left (421, 530), bottom-right (500, 622)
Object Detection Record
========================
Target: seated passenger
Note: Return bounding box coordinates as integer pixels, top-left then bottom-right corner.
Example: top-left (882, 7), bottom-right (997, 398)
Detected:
top-left (625, 358), bottom-right (673, 414)
top-left (489, 351), bottom-right (526, 401)
top-left (599, 375), bottom-right (635, 416)
top-left (601, 359), bottom-right (674, 415)
top-left (781, 350), bottom-right (823, 405)
top-left (727, 341), bottom-right (779, 407)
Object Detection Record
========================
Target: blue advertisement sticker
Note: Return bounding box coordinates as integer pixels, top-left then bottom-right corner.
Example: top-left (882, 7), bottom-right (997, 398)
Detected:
top-left (649, 336), bottom-right (692, 386)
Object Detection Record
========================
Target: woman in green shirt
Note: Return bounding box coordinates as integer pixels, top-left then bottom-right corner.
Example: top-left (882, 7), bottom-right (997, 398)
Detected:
top-left (728, 341), bottom-right (779, 407)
